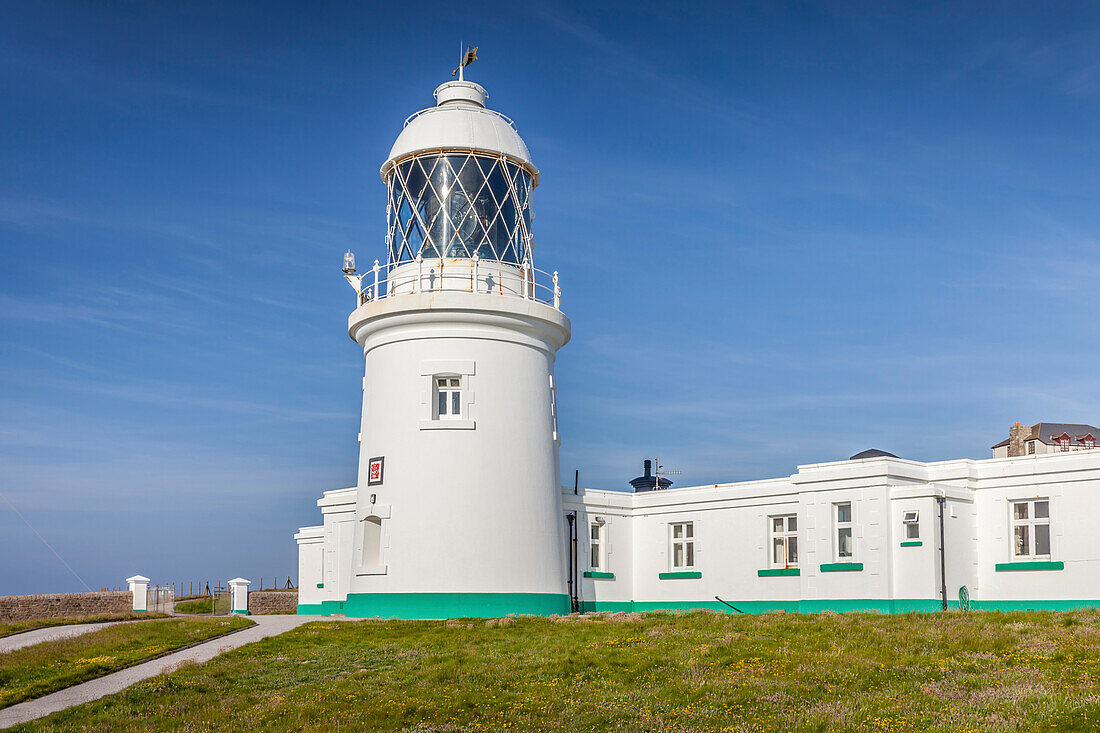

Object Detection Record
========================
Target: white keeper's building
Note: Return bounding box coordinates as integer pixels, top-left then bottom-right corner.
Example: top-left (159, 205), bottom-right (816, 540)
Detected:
top-left (294, 75), bottom-right (1100, 618)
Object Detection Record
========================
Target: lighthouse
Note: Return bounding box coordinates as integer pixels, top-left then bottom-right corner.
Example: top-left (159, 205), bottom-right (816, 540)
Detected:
top-left (294, 71), bottom-right (571, 618)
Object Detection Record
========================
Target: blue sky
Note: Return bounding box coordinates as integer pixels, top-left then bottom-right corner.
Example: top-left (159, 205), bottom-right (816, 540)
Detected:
top-left (2, 1), bottom-right (1099, 594)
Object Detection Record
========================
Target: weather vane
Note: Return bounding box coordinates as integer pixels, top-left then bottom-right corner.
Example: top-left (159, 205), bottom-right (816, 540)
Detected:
top-left (452, 42), bottom-right (478, 81)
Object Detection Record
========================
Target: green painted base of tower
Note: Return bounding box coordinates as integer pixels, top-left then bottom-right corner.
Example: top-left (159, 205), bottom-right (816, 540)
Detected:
top-left (297, 592), bottom-right (571, 619)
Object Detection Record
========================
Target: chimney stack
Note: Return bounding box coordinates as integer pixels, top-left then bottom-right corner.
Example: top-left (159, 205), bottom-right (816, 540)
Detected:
top-left (1009, 421), bottom-right (1031, 457)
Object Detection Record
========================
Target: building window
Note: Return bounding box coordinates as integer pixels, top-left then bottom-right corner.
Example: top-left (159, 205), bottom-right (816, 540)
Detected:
top-left (835, 502), bottom-right (853, 560)
top-left (670, 522), bottom-right (694, 569)
top-left (435, 377), bottom-right (462, 419)
top-left (1027, 441), bottom-right (1036, 455)
top-left (902, 510), bottom-right (920, 540)
top-left (1058, 436), bottom-right (1070, 452)
top-left (770, 515), bottom-right (798, 568)
top-left (590, 521), bottom-right (604, 570)
top-left (1085, 436), bottom-right (1095, 450)
top-left (1012, 499), bottom-right (1050, 558)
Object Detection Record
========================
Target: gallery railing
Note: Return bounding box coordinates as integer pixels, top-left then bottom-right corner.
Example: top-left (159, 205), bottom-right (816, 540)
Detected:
top-left (351, 256), bottom-right (561, 310)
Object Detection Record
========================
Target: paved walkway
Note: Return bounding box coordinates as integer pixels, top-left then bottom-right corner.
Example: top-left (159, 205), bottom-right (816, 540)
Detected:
top-left (0, 622), bottom-right (135, 654)
top-left (0, 615), bottom-right (323, 729)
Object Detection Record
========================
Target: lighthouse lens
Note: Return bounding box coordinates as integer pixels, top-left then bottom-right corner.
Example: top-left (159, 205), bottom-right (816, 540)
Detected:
top-left (388, 153), bottom-right (533, 266)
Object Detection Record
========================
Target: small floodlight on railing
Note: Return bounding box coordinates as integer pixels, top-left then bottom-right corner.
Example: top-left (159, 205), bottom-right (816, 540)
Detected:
top-left (343, 250), bottom-right (363, 300)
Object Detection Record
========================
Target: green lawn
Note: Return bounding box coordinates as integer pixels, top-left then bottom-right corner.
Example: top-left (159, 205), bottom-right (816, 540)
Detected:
top-left (13, 609), bottom-right (1100, 731)
top-left (0, 613), bottom-right (169, 638)
top-left (0, 616), bottom-right (252, 708)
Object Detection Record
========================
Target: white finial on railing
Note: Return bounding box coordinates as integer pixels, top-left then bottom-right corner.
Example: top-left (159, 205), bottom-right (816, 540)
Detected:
top-left (553, 271), bottom-right (560, 309)
top-left (415, 253), bottom-right (423, 293)
top-left (472, 253), bottom-right (480, 294)
top-left (521, 258), bottom-right (530, 300)
top-left (372, 260), bottom-right (380, 298)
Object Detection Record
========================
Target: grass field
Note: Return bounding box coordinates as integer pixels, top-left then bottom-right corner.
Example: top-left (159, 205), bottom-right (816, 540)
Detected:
top-left (0, 616), bottom-right (253, 708)
top-left (0, 613), bottom-right (169, 639)
top-left (13, 609), bottom-right (1100, 731)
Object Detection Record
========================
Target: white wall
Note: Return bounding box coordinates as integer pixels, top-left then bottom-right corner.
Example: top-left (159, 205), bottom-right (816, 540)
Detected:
top-left (558, 450), bottom-right (1100, 611)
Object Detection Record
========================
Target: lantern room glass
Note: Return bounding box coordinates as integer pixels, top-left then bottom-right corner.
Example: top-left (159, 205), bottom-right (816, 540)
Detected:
top-left (386, 153), bottom-right (533, 266)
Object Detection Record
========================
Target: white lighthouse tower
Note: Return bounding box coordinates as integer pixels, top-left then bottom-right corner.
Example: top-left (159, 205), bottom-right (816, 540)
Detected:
top-left (294, 73), bottom-right (571, 618)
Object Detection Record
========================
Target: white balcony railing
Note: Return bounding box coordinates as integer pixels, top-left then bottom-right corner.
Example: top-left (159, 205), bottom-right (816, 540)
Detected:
top-left (350, 255), bottom-right (561, 311)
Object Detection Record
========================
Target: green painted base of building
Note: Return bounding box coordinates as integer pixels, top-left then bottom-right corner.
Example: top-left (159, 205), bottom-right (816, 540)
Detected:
top-left (297, 592), bottom-right (571, 619)
top-left (296, 594), bottom-right (1100, 619)
top-left (577, 598), bottom-right (1100, 614)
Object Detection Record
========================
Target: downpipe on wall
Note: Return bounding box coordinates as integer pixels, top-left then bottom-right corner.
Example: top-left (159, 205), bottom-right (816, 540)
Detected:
top-left (936, 494), bottom-right (948, 611)
top-left (566, 511), bottom-right (579, 613)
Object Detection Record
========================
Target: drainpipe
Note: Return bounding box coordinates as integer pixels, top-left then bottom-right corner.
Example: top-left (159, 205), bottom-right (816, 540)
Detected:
top-left (571, 470), bottom-right (580, 611)
top-left (936, 494), bottom-right (948, 611)
top-left (565, 512), bottom-right (579, 613)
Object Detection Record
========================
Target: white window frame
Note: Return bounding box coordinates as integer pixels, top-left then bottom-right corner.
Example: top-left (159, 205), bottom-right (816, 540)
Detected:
top-left (589, 521), bottom-right (604, 571)
top-left (434, 376), bottom-right (463, 420)
top-left (902, 510), bottom-right (920, 540)
top-left (769, 514), bottom-right (798, 568)
top-left (669, 522), bottom-right (695, 569)
top-left (1011, 498), bottom-right (1050, 559)
top-left (834, 502), bottom-right (854, 561)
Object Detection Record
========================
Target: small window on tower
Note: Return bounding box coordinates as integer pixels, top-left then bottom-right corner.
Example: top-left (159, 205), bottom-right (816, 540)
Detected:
top-left (436, 377), bottom-right (462, 419)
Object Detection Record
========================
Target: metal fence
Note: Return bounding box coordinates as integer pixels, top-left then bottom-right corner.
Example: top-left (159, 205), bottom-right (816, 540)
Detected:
top-left (146, 584), bottom-right (174, 613)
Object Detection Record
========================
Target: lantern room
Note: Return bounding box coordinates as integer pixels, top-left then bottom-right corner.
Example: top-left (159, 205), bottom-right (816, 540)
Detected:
top-left (380, 80), bottom-right (538, 268)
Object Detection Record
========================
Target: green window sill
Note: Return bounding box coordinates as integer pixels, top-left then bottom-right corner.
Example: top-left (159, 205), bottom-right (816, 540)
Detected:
top-left (758, 567), bottom-right (800, 577)
top-left (659, 571), bottom-right (702, 580)
top-left (900, 541), bottom-right (923, 547)
top-left (583, 571), bottom-right (615, 579)
top-left (820, 562), bottom-right (864, 572)
top-left (995, 561), bottom-right (1064, 572)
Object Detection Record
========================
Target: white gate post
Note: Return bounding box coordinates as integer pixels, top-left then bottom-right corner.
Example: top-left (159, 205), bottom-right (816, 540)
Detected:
top-left (228, 577), bottom-right (251, 615)
top-left (126, 575), bottom-right (150, 612)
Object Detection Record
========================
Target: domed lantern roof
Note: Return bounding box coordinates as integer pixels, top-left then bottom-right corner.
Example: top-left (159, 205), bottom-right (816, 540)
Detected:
top-left (381, 80), bottom-right (538, 187)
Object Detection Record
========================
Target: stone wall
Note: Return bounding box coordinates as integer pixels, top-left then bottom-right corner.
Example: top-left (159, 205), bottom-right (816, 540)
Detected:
top-left (248, 590), bottom-right (298, 615)
top-left (0, 591), bottom-right (132, 623)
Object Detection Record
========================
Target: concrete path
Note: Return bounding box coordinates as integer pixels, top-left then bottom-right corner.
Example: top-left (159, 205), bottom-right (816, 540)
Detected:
top-left (0, 615), bottom-right (323, 730)
top-left (0, 622), bottom-right (134, 654)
